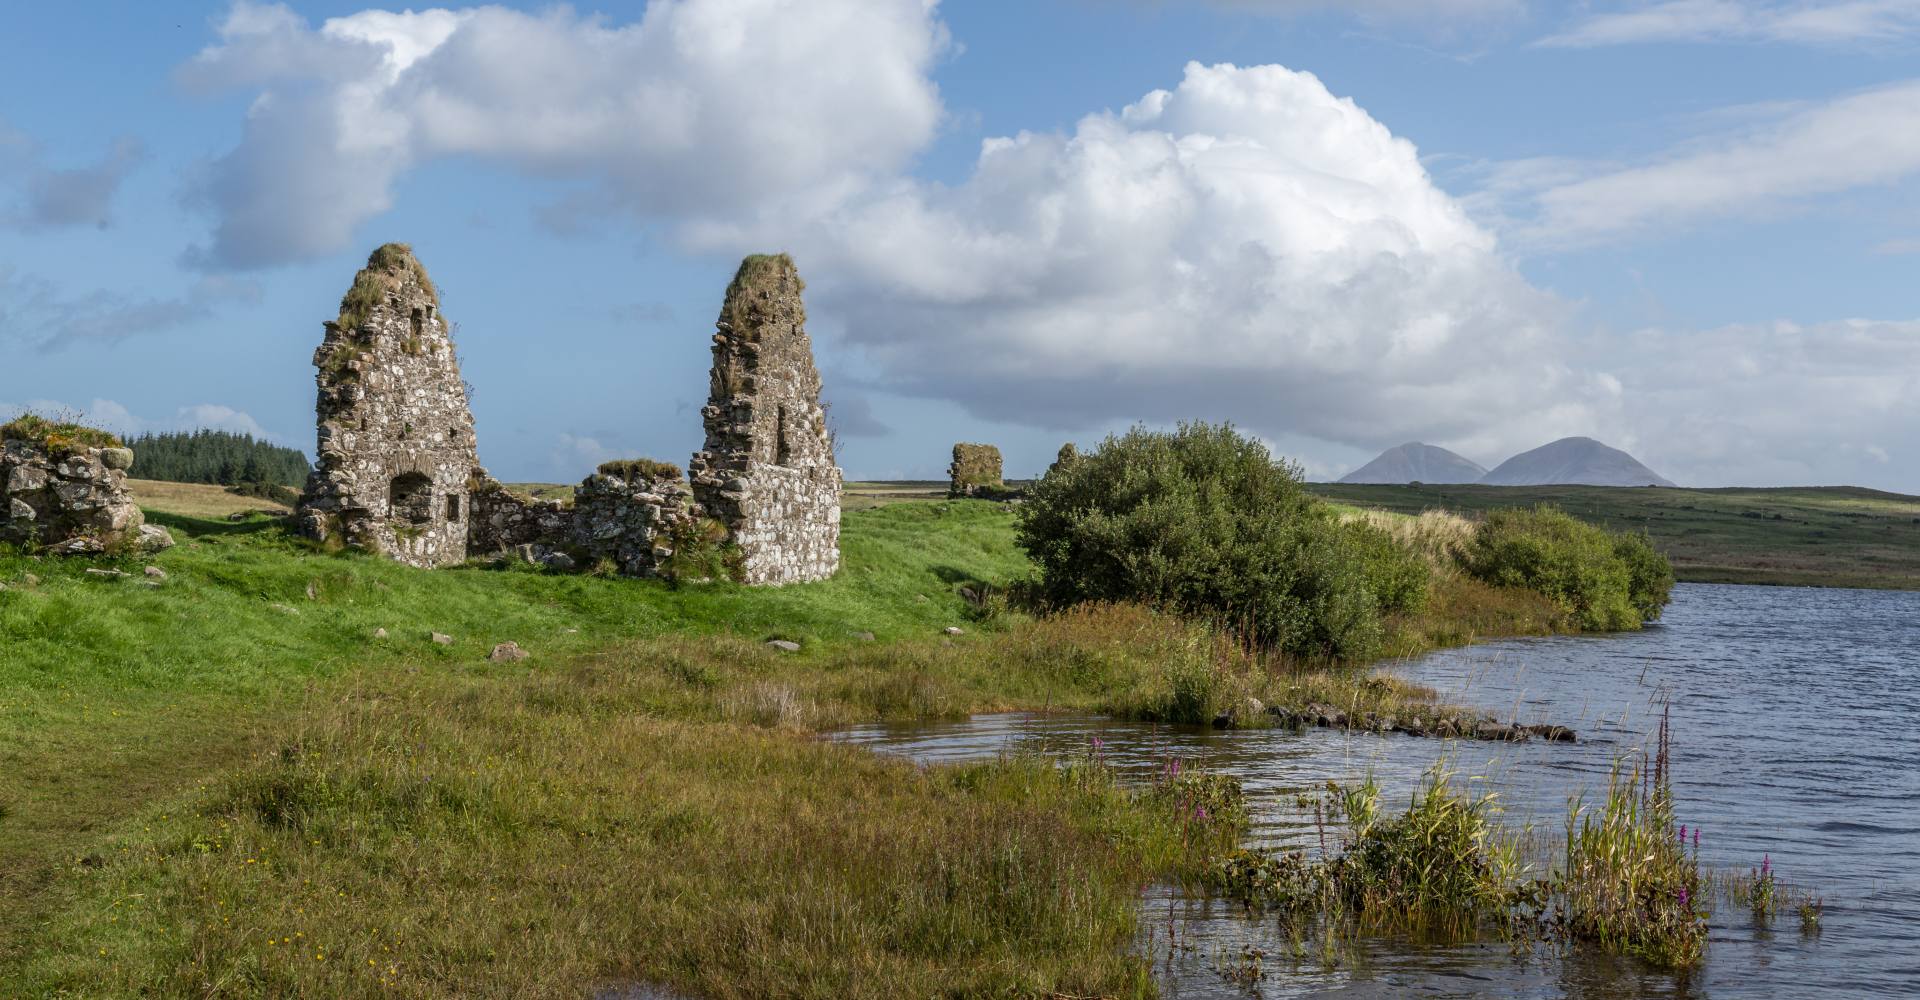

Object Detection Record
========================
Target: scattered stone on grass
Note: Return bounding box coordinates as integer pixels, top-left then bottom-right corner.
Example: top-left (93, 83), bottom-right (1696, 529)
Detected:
top-left (143, 566), bottom-right (166, 580)
top-left (766, 639), bottom-right (801, 653)
top-left (431, 631), bottom-right (454, 645)
top-left (489, 641), bottom-right (529, 663)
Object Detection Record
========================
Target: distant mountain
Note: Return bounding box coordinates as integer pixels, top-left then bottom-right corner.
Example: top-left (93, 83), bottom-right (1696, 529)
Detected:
top-left (1480, 437), bottom-right (1676, 487)
top-left (1339, 443), bottom-right (1488, 485)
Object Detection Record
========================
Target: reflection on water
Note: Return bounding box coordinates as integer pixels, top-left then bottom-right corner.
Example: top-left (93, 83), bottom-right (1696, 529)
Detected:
top-left (831, 584), bottom-right (1920, 998)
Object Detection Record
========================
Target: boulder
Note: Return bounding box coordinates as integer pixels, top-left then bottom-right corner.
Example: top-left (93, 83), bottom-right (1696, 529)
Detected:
top-left (489, 641), bottom-right (529, 663)
top-left (99, 448), bottom-right (135, 471)
top-left (137, 524), bottom-right (175, 552)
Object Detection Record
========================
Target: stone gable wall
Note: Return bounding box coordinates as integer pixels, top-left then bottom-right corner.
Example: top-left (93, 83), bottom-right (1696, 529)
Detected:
top-left (295, 245), bottom-right (481, 569)
top-left (688, 255), bottom-right (841, 585)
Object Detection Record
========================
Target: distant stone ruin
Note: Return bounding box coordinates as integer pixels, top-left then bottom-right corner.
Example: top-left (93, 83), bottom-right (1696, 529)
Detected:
top-left (295, 245), bottom-right (480, 568)
top-left (948, 443), bottom-right (1005, 498)
top-left (688, 255), bottom-right (842, 585)
top-left (1, 417), bottom-right (172, 554)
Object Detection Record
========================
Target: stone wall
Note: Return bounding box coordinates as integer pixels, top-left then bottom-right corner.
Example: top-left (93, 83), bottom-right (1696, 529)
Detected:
top-left (1, 436), bottom-right (171, 554)
top-left (948, 443), bottom-right (1005, 498)
top-left (689, 255), bottom-right (842, 585)
top-left (466, 466), bottom-right (701, 578)
top-left (570, 469), bottom-right (702, 577)
top-left (295, 245), bottom-right (481, 569)
top-left (468, 476), bottom-right (572, 558)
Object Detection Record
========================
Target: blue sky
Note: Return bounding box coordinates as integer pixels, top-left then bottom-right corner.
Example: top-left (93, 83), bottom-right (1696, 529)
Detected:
top-left (3, 0), bottom-right (1918, 490)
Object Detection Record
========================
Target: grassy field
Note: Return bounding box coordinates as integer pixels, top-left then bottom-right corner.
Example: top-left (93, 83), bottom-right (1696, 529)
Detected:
top-left (0, 484), bottom-right (1572, 997)
top-left (1306, 482), bottom-right (1920, 590)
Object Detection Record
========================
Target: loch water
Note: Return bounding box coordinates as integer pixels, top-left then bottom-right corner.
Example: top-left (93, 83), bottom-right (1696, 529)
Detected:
top-left (832, 583), bottom-right (1920, 998)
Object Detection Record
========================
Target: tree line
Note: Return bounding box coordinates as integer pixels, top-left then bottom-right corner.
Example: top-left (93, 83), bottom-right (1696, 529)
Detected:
top-left (126, 430), bottom-right (311, 488)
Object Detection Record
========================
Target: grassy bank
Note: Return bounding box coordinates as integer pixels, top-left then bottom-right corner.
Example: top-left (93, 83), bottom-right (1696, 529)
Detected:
top-left (0, 486), bottom-right (1570, 996)
top-left (1307, 482), bottom-right (1920, 590)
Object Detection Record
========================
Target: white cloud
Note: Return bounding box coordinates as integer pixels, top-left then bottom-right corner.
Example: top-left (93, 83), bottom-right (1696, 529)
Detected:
top-left (762, 62), bottom-right (1603, 459)
top-left (1605, 318), bottom-right (1920, 486)
top-left (1484, 81), bottom-right (1920, 245)
top-left (1540, 0), bottom-right (1920, 47)
top-left (178, 0), bottom-right (949, 269)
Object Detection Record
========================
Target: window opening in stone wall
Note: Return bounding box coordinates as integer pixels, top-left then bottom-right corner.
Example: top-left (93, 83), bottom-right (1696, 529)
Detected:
top-left (776, 405), bottom-right (793, 466)
top-left (390, 473), bottom-right (434, 526)
top-left (445, 494), bottom-right (460, 522)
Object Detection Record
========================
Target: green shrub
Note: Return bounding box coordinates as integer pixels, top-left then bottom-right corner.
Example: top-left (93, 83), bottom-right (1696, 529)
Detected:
top-left (1338, 519), bottom-right (1431, 615)
top-left (1612, 530), bottom-right (1676, 622)
top-left (1459, 506), bottom-right (1672, 630)
top-left (1015, 422), bottom-right (1424, 661)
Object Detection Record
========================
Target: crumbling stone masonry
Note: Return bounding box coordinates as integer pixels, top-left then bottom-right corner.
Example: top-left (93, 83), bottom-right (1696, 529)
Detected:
top-left (295, 245), bottom-right (480, 569)
top-left (465, 462), bottom-right (701, 577)
top-left (688, 254), bottom-right (842, 585)
top-left (0, 421), bottom-right (172, 554)
top-left (948, 443), bottom-right (1005, 498)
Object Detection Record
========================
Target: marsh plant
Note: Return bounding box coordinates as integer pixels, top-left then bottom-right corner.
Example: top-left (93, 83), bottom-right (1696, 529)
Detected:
top-left (1198, 719), bottom-right (1732, 972)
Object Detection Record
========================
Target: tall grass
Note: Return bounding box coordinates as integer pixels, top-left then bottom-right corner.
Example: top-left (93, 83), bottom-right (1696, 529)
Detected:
top-left (1202, 710), bottom-right (1735, 971)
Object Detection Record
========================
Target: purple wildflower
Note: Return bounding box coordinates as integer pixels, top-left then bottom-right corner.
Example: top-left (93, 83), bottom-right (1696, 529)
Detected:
top-left (1693, 828), bottom-right (1700, 849)
top-left (1677, 887), bottom-right (1690, 908)
top-left (1678, 824), bottom-right (1687, 845)
top-left (1196, 806), bottom-right (1210, 822)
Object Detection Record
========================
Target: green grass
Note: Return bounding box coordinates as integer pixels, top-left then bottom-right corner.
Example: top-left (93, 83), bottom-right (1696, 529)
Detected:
top-left (0, 494), bottom-right (1585, 997)
top-left (1307, 482), bottom-right (1920, 590)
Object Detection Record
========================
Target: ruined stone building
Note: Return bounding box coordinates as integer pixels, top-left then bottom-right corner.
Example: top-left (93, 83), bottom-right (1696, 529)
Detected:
top-left (295, 245), bottom-right (480, 568)
top-left (689, 255), bottom-right (842, 585)
top-left (948, 443), bottom-right (1005, 498)
top-left (289, 245), bottom-right (841, 584)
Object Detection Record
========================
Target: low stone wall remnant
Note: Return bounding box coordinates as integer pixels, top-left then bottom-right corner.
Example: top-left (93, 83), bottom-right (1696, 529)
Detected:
top-left (1, 423), bottom-right (172, 554)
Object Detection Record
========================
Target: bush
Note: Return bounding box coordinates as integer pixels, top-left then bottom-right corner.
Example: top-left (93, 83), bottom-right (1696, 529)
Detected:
top-left (1459, 506), bottom-right (1672, 630)
top-left (1015, 423), bottom-right (1427, 661)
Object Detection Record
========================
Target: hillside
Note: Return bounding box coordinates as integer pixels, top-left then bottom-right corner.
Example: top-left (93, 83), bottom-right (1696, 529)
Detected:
top-left (1307, 482), bottom-right (1920, 589)
top-left (1339, 442), bottom-right (1487, 484)
top-left (1481, 436), bottom-right (1676, 487)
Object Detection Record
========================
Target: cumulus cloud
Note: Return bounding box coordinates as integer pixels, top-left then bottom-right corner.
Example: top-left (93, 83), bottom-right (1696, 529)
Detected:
top-left (0, 268), bottom-right (259, 352)
top-left (0, 123), bottom-right (146, 230)
top-left (1481, 80), bottom-right (1920, 245)
top-left (178, 0), bottom-right (949, 269)
top-left (773, 62), bottom-right (1599, 459)
top-left (1607, 318), bottom-right (1920, 486)
top-left (1540, 0), bottom-right (1920, 47)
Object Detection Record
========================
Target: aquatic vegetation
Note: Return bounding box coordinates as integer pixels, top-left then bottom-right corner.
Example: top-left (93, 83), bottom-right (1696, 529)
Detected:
top-left (1198, 711), bottom-right (1757, 972)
